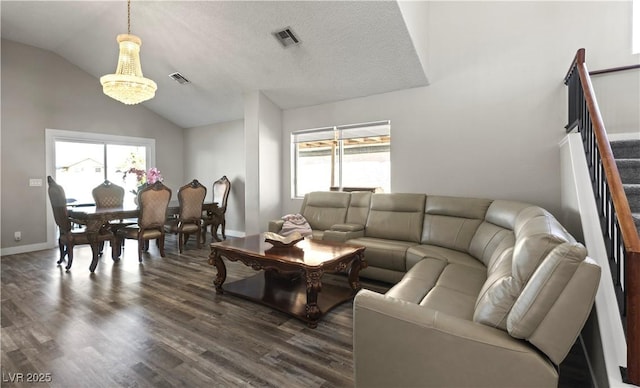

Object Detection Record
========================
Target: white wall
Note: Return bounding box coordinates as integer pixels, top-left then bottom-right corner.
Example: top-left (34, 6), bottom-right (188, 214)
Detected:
top-left (1, 39), bottom-right (185, 251)
top-left (281, 1), bottom-right (637, 217)
top-left (257, 93), bottom-right (283, 230)
top-left (244, 91), bottom-right (282, 234)
top-left (184, 119), bottom-right (246, 235)
top-left (592, 70), bottom-right (640, 134)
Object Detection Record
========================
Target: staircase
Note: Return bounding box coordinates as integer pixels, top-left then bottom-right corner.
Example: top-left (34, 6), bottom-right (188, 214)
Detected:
top-left (611, 139), bottom-right (640, 238)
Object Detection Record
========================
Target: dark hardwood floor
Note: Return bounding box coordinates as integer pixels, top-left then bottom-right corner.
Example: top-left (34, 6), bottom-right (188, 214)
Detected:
top-left (1, 236), bottom-right (592, 387)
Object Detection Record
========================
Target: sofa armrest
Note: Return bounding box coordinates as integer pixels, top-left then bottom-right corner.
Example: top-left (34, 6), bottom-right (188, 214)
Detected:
top-left (353, 290), bottom-right (558, 388)
top-left (268, 219), bottom-right (284, 233)
top-left (331, 223), bottom-right (365, 232)
top-left (322, 229), bottom-right (365, 243)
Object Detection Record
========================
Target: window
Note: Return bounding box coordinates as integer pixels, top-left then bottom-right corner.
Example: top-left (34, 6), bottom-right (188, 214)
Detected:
top-left (46, 129), bottom-right (155, 205)
top-left (292, 120), bottom-right (390, 197)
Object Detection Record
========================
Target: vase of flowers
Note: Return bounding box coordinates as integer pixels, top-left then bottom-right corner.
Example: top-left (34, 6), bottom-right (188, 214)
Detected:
top-left (122, 167), bottom-right (164, 205)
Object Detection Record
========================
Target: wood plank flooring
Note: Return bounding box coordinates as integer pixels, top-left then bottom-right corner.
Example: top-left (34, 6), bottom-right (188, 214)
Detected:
top-left (1, 236), bottom-right (592, 387)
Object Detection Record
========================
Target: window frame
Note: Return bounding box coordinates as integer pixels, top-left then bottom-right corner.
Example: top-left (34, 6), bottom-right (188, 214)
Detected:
top-left (45, 128), bottom-right (156, 246)
top-left (291, 120), bottom-right (390, 198)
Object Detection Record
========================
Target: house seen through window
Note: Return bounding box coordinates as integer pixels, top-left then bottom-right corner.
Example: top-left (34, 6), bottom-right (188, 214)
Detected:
top-left (292, 120), bottom-right (390, 198)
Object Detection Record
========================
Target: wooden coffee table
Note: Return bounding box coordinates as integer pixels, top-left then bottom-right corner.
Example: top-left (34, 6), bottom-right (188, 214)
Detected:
top-left (208, 234), bottom-right (366, 328)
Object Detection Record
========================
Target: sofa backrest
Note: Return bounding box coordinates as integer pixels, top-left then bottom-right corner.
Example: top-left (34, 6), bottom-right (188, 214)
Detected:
top-left (300, 191), bottom-right (351, 231)
top-left (420, 196), bottom-right (492, 253)
top-left (365, 193), bottom-right (425, 242)
top-left (507, 243), bottom-right (600, 364)
top-left (346, 191), bottom-right (372, 225)
top-left (473, 203), bottom-right (580, 331)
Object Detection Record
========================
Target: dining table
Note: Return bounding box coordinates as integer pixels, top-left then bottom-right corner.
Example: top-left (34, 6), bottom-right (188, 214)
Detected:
top-left (67, 201), bottom-right (218, 272)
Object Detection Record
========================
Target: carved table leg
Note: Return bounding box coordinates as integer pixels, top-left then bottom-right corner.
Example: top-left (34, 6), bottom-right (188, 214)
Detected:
top-left (209, 249), bottom-right (227, 293)
top-left (348, 251), bottom-right (368, 291)
top-left (85, 219), bottom-right (104, 273)
top-left (305, 269), bottom-right (324, 328)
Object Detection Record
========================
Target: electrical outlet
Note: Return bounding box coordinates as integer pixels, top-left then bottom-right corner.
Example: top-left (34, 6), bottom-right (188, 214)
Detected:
top-left (14, 231), bottom-right (21, 241)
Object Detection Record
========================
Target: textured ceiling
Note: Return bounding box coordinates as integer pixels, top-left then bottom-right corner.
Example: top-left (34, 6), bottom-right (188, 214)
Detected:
top-left (1, 1), bottom-right (428, 128)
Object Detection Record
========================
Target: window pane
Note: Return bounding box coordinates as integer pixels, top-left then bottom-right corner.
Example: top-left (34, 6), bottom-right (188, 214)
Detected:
top-left (295, 142), bottom-right (336, 197)
top-left (107, 144), bottom-right (147, 203)
top-left (292, 121), bottom-right (390, 197)
top-left (55, 141), bottom-right (104, 204)
top-left (341, 138), bottom-right (390, 192)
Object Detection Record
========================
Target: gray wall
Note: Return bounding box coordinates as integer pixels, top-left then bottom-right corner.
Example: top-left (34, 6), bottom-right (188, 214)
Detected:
top-left (1, 39), bottom-right (185, 251)
top-left (183, 119), bottom-right (246, 235)
top-left (281, 1), bottom-right (638, 217)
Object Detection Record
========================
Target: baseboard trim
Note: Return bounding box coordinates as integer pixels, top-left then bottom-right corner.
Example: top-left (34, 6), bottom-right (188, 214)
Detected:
top-left (224, 229), bottom-right (245, 238)
top-left (1, 241), bottom-right (55, 257)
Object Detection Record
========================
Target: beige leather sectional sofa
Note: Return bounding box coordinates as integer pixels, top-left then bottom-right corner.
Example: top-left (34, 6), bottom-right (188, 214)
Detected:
top-left (269, 191), bottom-right (601, 387)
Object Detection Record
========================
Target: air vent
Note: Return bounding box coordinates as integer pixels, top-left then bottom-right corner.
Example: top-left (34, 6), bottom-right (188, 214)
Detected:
top-left (273, 27), bottom-right (300, 47)
top-left (168, 72), bottom-right (190, 85)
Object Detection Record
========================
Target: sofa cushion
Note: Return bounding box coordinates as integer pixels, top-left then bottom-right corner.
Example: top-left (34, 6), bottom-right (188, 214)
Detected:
top-left (469, 222), bottom-right (515, 268)
top-left (301, 191), bottom-right (350, 231)
top-left (425, 195), bottom-right (492, 219)
top-left (347, 237), bottom-right (418, 272)
top-left (507, 243), bottom-right (596, 364)
top-left (419, 196), bottom-right (490, 255)
top-left (346, 191), bottom-right (372, 225)
top-left (386, 258), bottom-right (448, 303)
top-left (365, 193), bottom-right (425, 242)
top-left (512, 209), bottom-right (575, 287)
top-left (472, 207), bottom-right (576, 329)
top-left (473, 247), bottom-right (518, 330)
top-left (406, 244), bottom-right (485, 271)
top-left (420, 263), bottom-right (487, 320)
top-left (421, 214), bottom-right (483, 253)
top-left (484, 200), bottom-right (532, 230)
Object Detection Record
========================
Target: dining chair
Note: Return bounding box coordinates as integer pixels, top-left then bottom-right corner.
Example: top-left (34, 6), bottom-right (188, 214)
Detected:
top-left (201, 175), bottom-right (231, 243)
top-left (116, 181), bottom-right (172, 262)
top-left (47, 176), bottom-right (114, 271)
top-left (92, 180), bottom-right (135, 255)
top-left (165, 179), bottom-right (207, 253)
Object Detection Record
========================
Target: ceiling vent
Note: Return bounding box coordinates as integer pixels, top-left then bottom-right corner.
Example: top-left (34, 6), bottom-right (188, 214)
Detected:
top-left (168, 72), bottom-right (190, 85)
top-left (273, 27), bottom-right (300, 47)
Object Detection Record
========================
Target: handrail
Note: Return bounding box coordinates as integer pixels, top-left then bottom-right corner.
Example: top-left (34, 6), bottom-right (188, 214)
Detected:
top-left (590, 63), bottom-right (640, 76)
top-left (564, 48), bottom-right (640, 385)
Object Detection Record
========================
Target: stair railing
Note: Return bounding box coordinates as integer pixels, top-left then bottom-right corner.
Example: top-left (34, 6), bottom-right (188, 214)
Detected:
top-left (564, 48), bottom-right (640, 385)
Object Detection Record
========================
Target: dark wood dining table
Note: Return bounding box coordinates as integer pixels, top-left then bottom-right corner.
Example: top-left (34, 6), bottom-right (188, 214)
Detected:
top-left (67, 201), bottom-right (217, 272)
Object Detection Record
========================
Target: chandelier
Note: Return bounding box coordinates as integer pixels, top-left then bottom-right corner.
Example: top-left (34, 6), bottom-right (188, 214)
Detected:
top-left (100, 0), bottom-right (157, 105)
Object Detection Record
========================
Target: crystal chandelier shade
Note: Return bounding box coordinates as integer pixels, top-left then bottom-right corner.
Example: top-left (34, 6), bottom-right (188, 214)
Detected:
top-left (100, 1), bottom-right (157, 105)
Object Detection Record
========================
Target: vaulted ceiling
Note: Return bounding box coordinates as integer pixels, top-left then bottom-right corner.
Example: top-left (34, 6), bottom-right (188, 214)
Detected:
top-left (1, 1), bottom-right (428, 129)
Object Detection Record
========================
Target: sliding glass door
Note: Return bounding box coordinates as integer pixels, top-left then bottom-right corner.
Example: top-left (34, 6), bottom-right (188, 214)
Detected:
top-left (47, 129), bottom-right (155, 205)
top-left (55, 141), bottom-right (147, 205)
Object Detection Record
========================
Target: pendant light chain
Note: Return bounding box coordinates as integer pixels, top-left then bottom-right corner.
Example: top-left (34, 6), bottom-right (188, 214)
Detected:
top-left (127, 0), bottom-right (131, 35)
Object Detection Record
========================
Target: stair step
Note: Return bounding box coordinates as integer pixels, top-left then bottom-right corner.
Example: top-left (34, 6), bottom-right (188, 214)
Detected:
top-left (616, 159), bottom-right (640, 184)
top-left (611, 139), bottom-right (640, 159)
top-left (625, 184), bottom-right (640, 213)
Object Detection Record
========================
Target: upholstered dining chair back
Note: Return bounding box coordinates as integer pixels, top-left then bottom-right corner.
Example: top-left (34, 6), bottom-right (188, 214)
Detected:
top-left (118, 181), bottom-right (172, 262)
top-left (166, 179), bottom-right (207, 253)
top-left (139, 182), bottom-right (172, 228)
top-left (179, 180), bottom-right (207, 221)
top-left (213, 176), bottom-right (231, 212)
top-left (47, 176), bottom-right (72, 233)
top-left (92, 180), bottom-right (125, 209)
